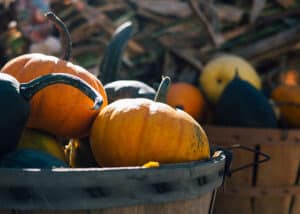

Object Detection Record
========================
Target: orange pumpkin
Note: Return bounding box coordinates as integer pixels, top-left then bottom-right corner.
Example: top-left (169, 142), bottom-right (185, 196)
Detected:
top-left (90, 98), bottom-right (210, 167)
top-left (166, 82), bottom-right (206, 120)
top-left (271, 84), bottom-right (300, 127)
top-left (90, 77), bottom-right (210, 167)
top-left (280, 70), bottom-right (299, 86)
top-left (1, 12), bottom-right (108, 137)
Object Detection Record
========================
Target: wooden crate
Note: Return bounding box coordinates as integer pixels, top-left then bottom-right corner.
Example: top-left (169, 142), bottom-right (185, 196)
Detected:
top-left (204, 126), bottom-right (300, 214)
top-left (0, 150), bottom-right (226, 214)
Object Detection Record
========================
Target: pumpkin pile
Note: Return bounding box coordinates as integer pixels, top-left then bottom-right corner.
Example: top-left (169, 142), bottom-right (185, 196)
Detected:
top-left (0, 12), bottom-right (211, 169)
top-left (162, 52), bottom-right (300, 132)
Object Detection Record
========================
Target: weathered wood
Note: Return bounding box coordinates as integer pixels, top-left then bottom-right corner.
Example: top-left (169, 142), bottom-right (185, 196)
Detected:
top-left (254, 143), bottom-right (300, 214)
top-left (203, 125), bottom-right (300, 146)
top-left (292, 171), bottom-right (300, 214)
top-left (233, 24), bottom-right (300, 60)
top-left (221, 186), bottom-right (300, 197)
top-left (0, 152), bottom-right (225, 211)
top-left (205, 126), bottom-right (254, 214)
top-left (249, 0), bottom-right (266, 23)
top-left (188, 0), bottom-right (223, 47)
top-left (213, 194), bottom-right (252, 214)
top-left (204, 126), bottom-right (300, 214)
top-left (90, 192), bottom-right (212, 214)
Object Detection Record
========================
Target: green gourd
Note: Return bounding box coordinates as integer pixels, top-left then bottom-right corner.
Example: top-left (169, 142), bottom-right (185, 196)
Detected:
top-left (0, 149), bottom-right (68, 168)
top-left (98, 21), bottom-right (156, 103)
top-left (0, 72), bottom-right (103, 157)
top-left (215, 74), bottom-right (277, 128)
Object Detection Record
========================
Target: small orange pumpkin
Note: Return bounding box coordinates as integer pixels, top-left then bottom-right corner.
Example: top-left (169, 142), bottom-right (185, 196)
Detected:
top-left (90, 77), bottom-right (210, 167)
top-left (1, 12), bottom-right (107, 137)
top-left (166, 82), bottom-right (206, 120)
top-left (280, 70), bottom-right (299, 86)
top-left (271, 84), bottom-right (300, 127)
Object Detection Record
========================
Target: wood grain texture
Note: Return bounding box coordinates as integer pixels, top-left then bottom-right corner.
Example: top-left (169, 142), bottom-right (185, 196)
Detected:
top-left (204, 126), bottom-right (254, 214)
top-left (203, 126), bottom-right (300, 214)
top-left (90, 192), bottom-right (212, 214)
top-left (292, 177), bottom-right (300, 214)
top-left (254, 144), bottom-right (300, 214)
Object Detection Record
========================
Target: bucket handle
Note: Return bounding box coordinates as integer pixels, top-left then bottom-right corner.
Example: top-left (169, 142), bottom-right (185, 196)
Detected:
top-left (213, 144), bottom-right (270, 177)
top-left (209, 144), bottom-right (270, 214)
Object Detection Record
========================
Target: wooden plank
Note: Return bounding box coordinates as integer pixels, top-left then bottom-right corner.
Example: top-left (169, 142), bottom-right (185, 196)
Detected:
top-left (254, 143), bottom-right (300, 214)
top-left (0, 152), bottom-right (225, 211)
top-left (204, 125), bottom-right (300, 214)
top-left (213, 146), bottom-right (254, 214)
top-left (204, 126), bottom-right (255, 214)
top-left (292, 177), bottom-right (300, 214)
top-left (203, 125), bottom-right (300, 146)
top-left (219, 186), bottom-right (300, 197)
top-left (214, 194), bottom-right (252, 214)
top-left (90, 192), bottom-right (212, 214)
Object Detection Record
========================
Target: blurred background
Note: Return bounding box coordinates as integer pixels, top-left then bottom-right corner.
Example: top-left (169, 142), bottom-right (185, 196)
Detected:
top-left (1, 0), bottom-right (300, 124)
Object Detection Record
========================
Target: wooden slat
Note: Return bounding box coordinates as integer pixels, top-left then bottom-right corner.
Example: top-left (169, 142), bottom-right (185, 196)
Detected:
top-left (220, 186), bottom-right (300, 197)
top-left (213, 148), bottom-right (254, 214)
top-left (204, 126), bottom-right (255, 214)
top-left (213, 194), bottom-right (252, 214)
top-left (203, 125), bottom-right (300, 146)
top-left (254, 144), bottom-right (300, 214)
top-left (203, 126), bottom-right (300, 214)
top-left (90, 192), bottom-right (212, 214)
top-left (0, 152), bottom-right (225, 211)
top-left (292, 174), bottom-right (300, 214)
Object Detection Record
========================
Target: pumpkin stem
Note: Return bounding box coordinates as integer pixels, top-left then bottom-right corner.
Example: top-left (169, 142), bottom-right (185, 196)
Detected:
top-left (234, 67), bottom-right (240, 78)
top-left (98, 21), bottom-right (133, 84)
top-left (20, 73), bottom-right (103, 110)
top-left (45, 11), bottom-right (72, 61)
top-left (154, 76), bottom-right (171, 103)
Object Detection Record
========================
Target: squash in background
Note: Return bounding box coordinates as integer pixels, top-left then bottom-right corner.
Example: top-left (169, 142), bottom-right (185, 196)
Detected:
top-left (215, 74), bottom-right (277, 128)
top-left (199, 54), bottom-right (261, 103)
top-left (98, 21), bottom-right (156, 103)
top-left (280, 70), bottom-right (299, 86)
top-left (166, 82), bottom-right (206, 121)
top-left (271, 84), bottom-right (300, 127)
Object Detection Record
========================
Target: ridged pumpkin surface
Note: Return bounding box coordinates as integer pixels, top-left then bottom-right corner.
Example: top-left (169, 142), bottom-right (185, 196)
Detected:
top-left (90, 98), bottom-right (210, 167)
top-left (166, 82), bottom-right (206, 120)
top-left (1, 53), bottom-right (108, 137)
top-left (271, 84), bottom-right (300, 127)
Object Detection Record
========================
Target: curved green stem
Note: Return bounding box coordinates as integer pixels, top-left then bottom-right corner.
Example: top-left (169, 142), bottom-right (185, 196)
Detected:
top-left (98, 21), bottom-right (133, 84)
top-left (20, 73), bottom-right (103, 110)
top-left (45, 11), bottom-right (72, 61)
top-left (154, 76), bottom-right (171, 103)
